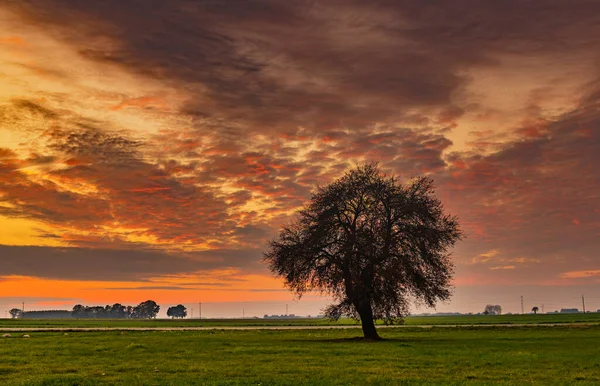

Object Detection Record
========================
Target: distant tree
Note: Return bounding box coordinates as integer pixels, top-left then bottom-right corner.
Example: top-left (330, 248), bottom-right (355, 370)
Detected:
top-left (109, 303), bottom-right (128, 318)
top-left (87, 306), bottom-right (107, 318)
top-left (9, 308), bottom-right (23, 319)
top-left (167, 304), bottom-right (188, 319)
top-left (21, 310), bottom-right (71, 319)
top-left (265, 164), bottom-right (462, 340)
top-left (71, 304), bottom-right (86, 318)
top-left (532, 306), bottom-right (539, 314)
top-left (72, 303), bottom-right (134, 319)
top-left (132, 300), bottom-right (160, 319)
top-left (484, 304), bottom-right (502, 315)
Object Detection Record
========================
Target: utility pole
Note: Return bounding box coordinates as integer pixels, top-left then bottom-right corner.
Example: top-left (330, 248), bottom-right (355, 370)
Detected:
top-left (191, 308), bottom-right (194, 319)
top-left (22, 302), bottom-right (25, 313)
top-left (582, 295), bottom-right (586, 313)
top-left (286, 304), bottom-right (288, 316)
top-left (199, 302), bottom-right (202, 320)
top-left (242, 308), bottom-right (245, 318)
top-left (520, 296), bottom-right (524, 314)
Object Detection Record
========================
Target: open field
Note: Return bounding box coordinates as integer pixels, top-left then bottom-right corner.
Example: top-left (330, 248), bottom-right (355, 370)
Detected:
top-left (1, 325), bottom-right (599, 385)
top-left (1, 312), bottom-right (600, 329)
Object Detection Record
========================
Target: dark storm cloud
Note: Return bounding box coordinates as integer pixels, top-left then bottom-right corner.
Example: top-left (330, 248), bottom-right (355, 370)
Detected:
top-left (0, 244), bottom-right (264, 281)
top-left (2, 0), bottom-right (462, 132)
top-left (188, 248), bottom-right (264, 271)
top-left (9, 0), bottom-right (600, 135)
top-left (0, 244), bottom-right (199, 281)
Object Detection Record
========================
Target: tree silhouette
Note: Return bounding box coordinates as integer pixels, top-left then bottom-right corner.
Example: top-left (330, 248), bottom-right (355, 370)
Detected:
top-left (484, 304), bottom-right (502, 315)
top-left (9, 308), bottom-right (23, 319)
top-left (132, 300), bottom-right (160, 319)
top-left (265, 164), bottom-right (462, 340)
top-left (167, 304), bottom-right (188, 319)
top-left (71, 303), bottom-right (132, 318)
top-left (109, 303), bottom-right (128, 318)
top-left (71, 304), bottom-right (85, 318)
top-left (532, 306), bottom-right (539, 314)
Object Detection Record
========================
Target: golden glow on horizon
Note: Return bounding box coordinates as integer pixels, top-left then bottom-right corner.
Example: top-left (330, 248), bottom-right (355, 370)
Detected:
top-left (0, 273), bottom-right (292, 305)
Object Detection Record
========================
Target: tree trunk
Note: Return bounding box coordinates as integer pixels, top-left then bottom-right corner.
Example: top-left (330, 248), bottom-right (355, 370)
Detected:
top-left (356, 301), bottom-right (381, 340)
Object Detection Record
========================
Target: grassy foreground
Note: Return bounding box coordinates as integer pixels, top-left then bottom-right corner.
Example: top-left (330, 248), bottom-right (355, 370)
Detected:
top-left (1, 325), bottom-right (599, 385)
top-left (2, 312), bottom-right (600, 328)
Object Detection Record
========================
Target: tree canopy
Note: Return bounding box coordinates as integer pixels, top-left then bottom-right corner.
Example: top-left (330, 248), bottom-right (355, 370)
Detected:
top-left (132, 300), bottom-right (160, 319)
top-left (167, 304), bottom-right (188, 319)
top-left (265, 164), bottom-right (462, 339)
top-left (484, 304), bottom-right (502, 315)
top-left (71, 301), bottom-right (158, 319)
top-left (9, 308), bottom-right (23, 319)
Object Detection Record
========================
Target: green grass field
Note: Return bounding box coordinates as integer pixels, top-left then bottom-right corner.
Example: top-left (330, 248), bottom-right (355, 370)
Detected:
top-left (1, 312), bottom-right (600, 329)
top-left (1, 325), bottom-right (599, 385)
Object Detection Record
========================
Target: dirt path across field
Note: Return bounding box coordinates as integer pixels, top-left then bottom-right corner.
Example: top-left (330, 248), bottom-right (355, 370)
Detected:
top-left (1, 323), bottom-right (598, 332)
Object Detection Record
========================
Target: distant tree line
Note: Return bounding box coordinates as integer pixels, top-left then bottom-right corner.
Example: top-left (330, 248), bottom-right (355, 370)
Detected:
top-left (8, 301), bottom-right (187, 320)
top-left (72, 300), bottom-right (160, 319)
top-left (22, 310), bottom-right (72, 319)
top-left (263, 314), bottom-right (300, 319)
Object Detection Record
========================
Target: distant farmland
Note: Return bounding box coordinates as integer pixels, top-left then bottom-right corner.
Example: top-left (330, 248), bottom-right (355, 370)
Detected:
top-left (1, 312), bottom-right (600, 329)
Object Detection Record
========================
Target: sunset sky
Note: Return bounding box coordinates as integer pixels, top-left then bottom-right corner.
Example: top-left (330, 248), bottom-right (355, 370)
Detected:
top-left (1, 0), bottom-right (599, 317)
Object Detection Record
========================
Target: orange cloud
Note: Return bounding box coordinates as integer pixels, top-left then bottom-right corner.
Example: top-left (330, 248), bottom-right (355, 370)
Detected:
top-left (110, 96), bottom-right (168, 111)
top-left (472, 249), bottom-right (500, 264)
top-left (560, 270), bottom-right (600, 279)
top-left (0, 36), bottom-right (27, 46)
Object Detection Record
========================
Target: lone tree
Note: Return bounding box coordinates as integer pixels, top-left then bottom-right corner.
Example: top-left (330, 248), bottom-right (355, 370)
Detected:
top-left (167, 304), bottom-right (188, 319)
top-left (9, 308), bottom-right (23, 319)
top-left (264, 164), bottom-right (462, 340)
top-left (532, 306), bottom-right (539, 314)
top-left (484, 304), bottom-right (502, 315)
top-left (132, 300), bottom-right (160, 319)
